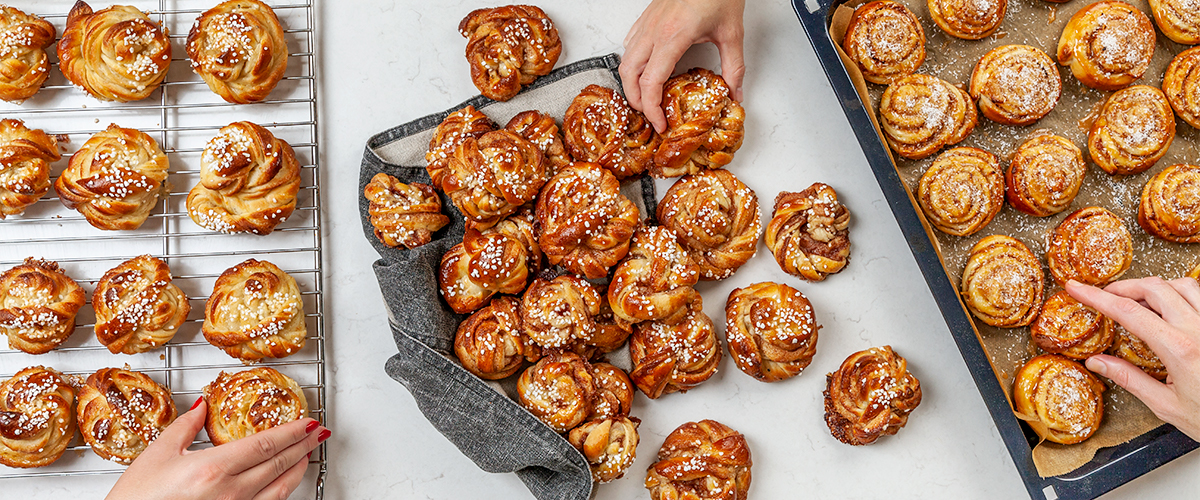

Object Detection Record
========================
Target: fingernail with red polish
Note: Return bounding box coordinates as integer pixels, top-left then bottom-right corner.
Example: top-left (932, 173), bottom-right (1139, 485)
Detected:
top-left (306, 420), bottom-right (319, 434)
top-left (307, 451), bottom-right (313, 460)
top-left (317, 429), bottom-right (331, 443)
top-left (190, 397), bottom-right (203, 411)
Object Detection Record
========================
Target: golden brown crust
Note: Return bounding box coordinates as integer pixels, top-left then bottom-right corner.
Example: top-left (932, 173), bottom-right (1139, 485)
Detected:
top-left (521, 275), bottom-right (601, 350)
top-left (454, 296), bottom-right (540, 380)
top-left (444, 129), bottom-right (546, 231)
top-left (516, 351), bottom-right (595, 433)
top-left (765, 183), bottom-right (851, 281)
top-left (588, 362), bottom-right (633, 421)
top-left (1013, 354), bottom-right (1105, 445)
top-left (438, 208), bottom-right (540, 314)
top-left (1047, 206), bottom-right (1133, 287)
top-left (459, 5), bottom-right (561, 101)
top-left (607, 226), bottom-right (699, 326)
top-left (0, 6), bottom-right (54, 102)
top-left (187, 0), bottom-right (287, 104)
top-left (536, 163), bottom-right (639, 279)
top-left (657, 170), bottom-right (761, 280)
top-left (187, 121), bottom-right (301, 235)
top-left (0, 258), bottom-right (86, 354)
top-left (1148, 0), bottom-right (1200, 44)
top-left (725, 282), bottom-right (820, 383)
top-left (917, 147), bottom-right (1004, 236)
top-left (1006, 134), bottom-right (1086, 217)
top-left (426, 106), bottom-right (497, 191)
top-left (0, 367), bottom-right (76, 468)
top-left (1056, 1), bottom-right (1155, 91)
top-left (645, 419), bottom-right (752, 500)
top-left (94, 255), bottom-right (189, 354)
top-left (928, 0), bottom-right (1007, 40)
top-left (76, 368), bottom-right (176, 464)
top-left (1138, 164), bottom-right (1200, 243)
top-left (562, 85), bottom-right (659, 180)
top-left (969, 45), bottom-right (1061, 126)
top-left (1108, 326), bottom-right (1168, 380)
top-left (1031, 290), bottom-right (1115, 360)
top-left (629, 296), bottom-right (721, 399)
top-left (202, 259), bottom-right (307, 362)
top-left (1088, 85), bottom-right (1175, 176)
top-left (505, 110), bottom-right (571, 177)
top-left (0, 119), bottom-right (59, 219)
top-left (842, 1), bottom-right (925, 84)
top-left (961, 235), bottom-right (1044, 328)
top-left (1164, 47), bottom-right (1200, 130)
top-left (880, 74), bottom-right (978, 160)
top-left (364, 173), bottom-right (449, 249)
top-left (823, 346), bottom-right (922, 446)
top-left (568, 417), bottom-right (639, 483)
top-left (580, 296), bottom-right (634, 359)
top-left (203, 367), bottom-right (308, 446)
top-left (652, 68), bottom-right (746, 178)
top-left (58, 2), bottom-right (171, 102)
top-left (56, 124), bottom-right (168, 231)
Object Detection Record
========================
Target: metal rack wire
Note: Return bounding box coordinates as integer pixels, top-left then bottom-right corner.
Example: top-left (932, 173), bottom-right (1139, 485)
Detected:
top-left (0, 1), bottom-right (325, 498)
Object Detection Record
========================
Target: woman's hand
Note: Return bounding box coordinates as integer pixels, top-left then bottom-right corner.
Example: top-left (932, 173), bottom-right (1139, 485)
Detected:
top-left (1067, 277), bottom-right (1200, 440)
top-left (620, 0), bottom-right (746, 133)
top-left (107, 398), bottom-right (330, 500)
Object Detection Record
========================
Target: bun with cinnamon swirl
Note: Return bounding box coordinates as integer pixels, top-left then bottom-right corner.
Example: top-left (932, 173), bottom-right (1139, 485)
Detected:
top-left (203, 367), bottom-right (308, 446)
top-left (426, 106), bottom-right (496, 191)
top-left (645, 420), bottom-right (752, 500)
top-left (364, 173), bottom-right (449, 249)
top-left (961, 235), bottom-right (1044, 328)
top-left (0, 367), bottom-right (76, 468)
top-left (516, 351), bottom-right (595, 433)
top-left (1148, 0), bottom-right (1200, 45)
top-left (1031, 290), bottom-right (1115, 360)
top-left (629, 296), bottom-right (721, 399)
top-left (440, 208), bottom-right (541, 314)
top-left (562, 85), bottom-right (659, 180)
top-left (880, 74), bottom-right (978, 160)
top-left (454, 296), bottom-right (540, 380)
top-left (1164, 48), bottom-right (1200, 130)
top-left (56, 124), bottom-right (168, 231)
top-left (444, 129), bottom-right (546, 231)
top-left (187, 0), bottom-right (288, 104)
top-left (657, 170), bottom-right (761, 280)
top-left (1108, 326), bottom-right (1168, 380)
top-left (1047, 206), bottom-right (1133, 287)
top-left (969, 45), bottom-right (1061, 126)
top-left (187, 121), bottom-right (301, 235)
top-left (505, 110), bottom-right (571, 176)
top-left (1057, 1), bottom-right (1155, 91)
top-left (765, 183), bottom-right (851, 282)
top-left (842, 1), bottom-right (925, 84)
top-left (58, 2), bottom-right (171, 102)
top-left (928, 0), bottom-right (1007, 40)
top-left (1013, 354), bottom-right (1105, 445)
top-left (460, 5), bottom-right (561, 101)
top-left (824, 346), bottom-right (922, 446)
top-left (202, 259), bottom-right (307, 362)
top-left (1088, 85), bottom-right (1175, 176)
top-left (588, 362), bottom-right (633, 421)
top-left (917, 147), bottom-right (1004, 237)
top-left (77, 367), bottom-right (176, 464)
top-left (1139, 164), bottom-right (1200, 243)
top-left (0, 258), bottom-right (86, 354)
top-left (568, 417), bottom-right (639, 483)
top-left (94, 255), bottom-right (190, 354)
top-left (608, 226), bottom-right (699, 326)
top-left (653, 68), bottom-right (745, 178)
top-left (536, 163), bottom-right (639, 279)
top-left (0, 7), bottom-right (54, 102)
top-left (1006, 134), bottom-right (1086, 217)
top-left (0, 119), bottom-right (59, 219)
top-left (725, 282), bottom-right (820, 382)
top-left (521, 275), bottom-right (601, 351)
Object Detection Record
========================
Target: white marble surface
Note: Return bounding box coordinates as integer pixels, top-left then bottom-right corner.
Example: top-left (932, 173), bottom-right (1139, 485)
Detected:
top-left (4, 0), bottom-right (1197, 499)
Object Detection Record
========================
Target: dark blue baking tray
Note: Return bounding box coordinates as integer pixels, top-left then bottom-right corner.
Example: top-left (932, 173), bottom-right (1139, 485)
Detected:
top-left (791, 0), bottom-right (1198, 499)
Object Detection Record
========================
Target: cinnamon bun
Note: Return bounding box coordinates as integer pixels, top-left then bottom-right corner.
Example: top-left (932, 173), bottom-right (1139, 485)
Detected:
top-left (1108, 326), bottom-right (1168, 380)
top-left (607, 226), bottom-right (699, 326)
top-left (536, 163), bottom-right (639, 279)
top-left (653, 68), bottom-right (746, 178)
top-left (454, 296), bottom-right (540, 380)
top-left (0, 7), bottom-right (54, 102)
top-left (1047, 206), bottom-right (1133, 287)
top-left (1164, 47), bottom-right (1200, 130)
top-left (516, 351), bottom-right (595, 433)
top-left (725, 282), bottom-right (820, 382)
top-left (917, 147), bottom-right (1004, 237)
top-left (187, 0), bottom-right (288, 104)
top-left (824, 346), bottom-right (922, 445)
top-left (645, 420), bottom-right (752, 500)
top-left (56, 124), bottom-right (168, 231)
top-left (364, 173), bottom-right (449, 249)
top-left (562, 85), bottom-right (659, 180)
top-left (460, 5), bottom-right (561, 101)
top-left (0, 119), bottom-right (59, 219)
top-left (1013, 354), bottom-right (1105, 445)
top-left (1148, 0), bottom-right (1200, 45)
top-left (444, 129), bottom-right (546, 231)
top-left (1006, 134), bottom-right (1086, 217)
top-left (58, 2), bottom-right (171, 102)
top-left (203, 367), bottom-right (308, 446)
top-left (961, 235), bottom-right (1044, 328)
top-left (77, 367), bottom-right (176, 464)
top-left (505, 110), bottom-right (571, 176)
top-left (588, 362), bottom-right (633, 421)
top-left (94, 255), bottom-right (190, 354)
top-left (0, 258), bottom-right (86, 354)
top-left (842, 1), bottom-right (925, 84)
top-left (928, 0), bottom-right (1007, 40)
top-left (1031, 290), bottom-right (1115, 360)
top-left (186, 121), bottom-right (301, 235)
top-left (1088, 85), bottom-right (1175, 176)
top-left (438, 207), bottom-right (540, 314)
top-left (426, 106), bottom-right (496, 191)
top-left (657, 170), bottom-right (761, 280)
top-left (202, 259), bottom-right (307, 363)
top-left (629, 296), bottom-right (721, 399)
top-left (880, 74), bottom-right (978, 160)
top-left (521, 275), bottom-right (601, 351)
top-left (765, 183), bottom-right (851, 281)
top-left (0, 367), bottom-right (76, 468)
top-left (969, 45), bottom-right (1061, 126)
top-left (568, 417), bottom-right (639, 483)
top-left (1057, 1), bottom-right (1155, 91)
top-left (1138, 164), bottom-right (1200, 243)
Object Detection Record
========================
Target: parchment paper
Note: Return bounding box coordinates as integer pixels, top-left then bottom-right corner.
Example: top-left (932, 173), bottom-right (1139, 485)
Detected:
top-left (829, 0), bottom-right (1193, 477)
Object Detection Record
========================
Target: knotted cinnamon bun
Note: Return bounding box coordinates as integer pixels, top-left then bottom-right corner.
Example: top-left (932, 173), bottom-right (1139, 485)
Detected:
top-left (77, 367), bottom-right (176, 464)
top-left (94, 255), bottom-right (190, 354)
top-left (426, 106), bottom-right (496, 191)
top-left (645, 420), bottom-right (752, 500)
top-left (444, 129), bottom-right (546, 230)
top-left (58, 2), bottom-right (171, 102)
top-left (1165, 47), bottom-right (1200, 129)
top-left (629, 296), bottom-right (721, 399)
top-left (588, 362), bottom-right (633, 421)
top-left (202, 259), bottom-right (307, 363)
top-left (824, 346), bottom-right (922, 446)
top-left (187, 0), bottom-right (288, 104)
top-left (1149, 0), bottom-right (1200, 44)
top-left (725, 282), bottom-right (820, 383)
top-left (1108, 326), bottom-right (1168, 380)
top-left (536, 163), bottom-right (638, 279)
top-left (364, 173), bottom-right (449, 249)
top-left (454, 296), bottom-right (540, 380)
top-left (653, 68), bottom-right (746, 178)
top-left (581, 297), bottom-right (634, 359)
top-left (516, 351), bottom-right (596, 433)
top-left (505, 110), bottom-right (571, 176)
top-left (0, 7), bottom-right (54, 102)
top-left (657, 170), bottom-right (761, 280)
top-left (608, 226), bottom-right (699, 326)
top-left (969, 45), bottom-right (1061, 126)
top-left (842, 1), bottom-right (925, 84)
top-left (917, 147), bottom-right (1004, 236)
top-left (880, 74), bottom-right (978, 160)
top-left (928, 0), bottom-right (1007, 40)
top-left (459, 5), bottom-right (561, 101)
top-left (187, 121), bottom-right (301, 235)
top-left (1031, 290), bottom-right (1115, 360)
top-left (562, 85), bottom-right (659, 180)
top-left (1014, 354), bottom-right (1104, 444)
top-left (521, 275), bottom-right (601, 351)
top-left (1057, 1), bottom-right (1155, 91)
top-left (56, 124), bottom-right (168, 231)
top-left (1139, 164), bottom-right (1200, 243)
top-left (1047, 206), bottom-right (1133, 287)
top-left (0, 366), bottom-right (76, 468)
top-left (568, 417), bottom-right (640, 483)
top-left (765, 183), bottom-right (851, 281)
top-left (204, 367), bottom-right (308, 446)
top-left (439, 208), bottom-right (540, 314)
top-left (961, 235), bottom-right (1044, 328)
top-left (1088, 85), bottom-right (1175, 176)
top-left (0, 258), bottom-right (86, 354)
top-left (1006, 134), bottom-right (1086, 217)
top-left (0, 119), bottom-right (59, 219)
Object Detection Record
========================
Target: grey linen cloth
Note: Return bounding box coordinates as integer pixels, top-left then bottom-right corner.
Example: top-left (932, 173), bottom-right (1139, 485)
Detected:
top-left (358, 54), bottom-right (657, 500)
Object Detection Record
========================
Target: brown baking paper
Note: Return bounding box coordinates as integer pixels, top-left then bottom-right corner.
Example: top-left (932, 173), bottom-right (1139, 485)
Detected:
top-left (828, 0), bottom-right (1195, 478)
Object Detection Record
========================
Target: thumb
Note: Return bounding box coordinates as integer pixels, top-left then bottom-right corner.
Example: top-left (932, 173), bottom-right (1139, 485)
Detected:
top-left (716, 36), bottom-right (745, 102)
top-left (1086, 355), bottom-right (1180, 421)
top-left (157, 397), bottom-right (208, 453)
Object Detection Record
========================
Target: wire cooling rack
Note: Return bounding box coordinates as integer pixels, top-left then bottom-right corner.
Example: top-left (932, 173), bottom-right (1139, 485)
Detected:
top-left (0, 1), bottom-right (325, 497)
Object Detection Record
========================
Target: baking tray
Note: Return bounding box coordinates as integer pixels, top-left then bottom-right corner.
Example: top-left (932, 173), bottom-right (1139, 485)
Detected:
top-left (0, 1), bottom-right (326, 498)
top-left (792, 0), bottom-right (1198, 499)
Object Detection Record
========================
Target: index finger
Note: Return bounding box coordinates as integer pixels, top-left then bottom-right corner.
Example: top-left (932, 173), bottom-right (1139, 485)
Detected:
top-left (1066, 280), bottom-right (1188, 368)
top-left (210, 418), bottom-right (318, 476)
top-left (1103, 277), bottom-right (1200, 326)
